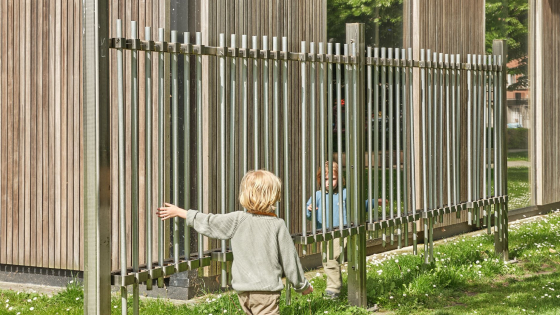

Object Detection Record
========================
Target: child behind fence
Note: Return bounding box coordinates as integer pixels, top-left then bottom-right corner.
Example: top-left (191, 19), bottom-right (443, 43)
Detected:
top-left (157, 170), bottom-right (313, 315)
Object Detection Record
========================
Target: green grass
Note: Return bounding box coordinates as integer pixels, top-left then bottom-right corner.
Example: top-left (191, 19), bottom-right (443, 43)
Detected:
top-left (507, 166), bottom-right (530, 209)
top-left (3, 210), bottom-right (559, 314)
top-left (507, 150), bottom-right (529, 162)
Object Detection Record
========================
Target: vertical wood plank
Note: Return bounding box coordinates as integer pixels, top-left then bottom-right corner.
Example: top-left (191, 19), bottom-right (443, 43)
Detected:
top-left (66, 0), bottom-right (75, 270)
top-left (78, 0), bottom-right (84, 270)
top-left (29, 0), bottom-right (36, 267)
top-left (73, 0), bottom-right (81, 271)
top-left (0, 0), bottom-right (8, 266)
top-left (59, 0), bottom-right (68, 271)
top-left (41, 0), bottom-right (50, 268)
top-left (13, 0), bottom-right (21, 266)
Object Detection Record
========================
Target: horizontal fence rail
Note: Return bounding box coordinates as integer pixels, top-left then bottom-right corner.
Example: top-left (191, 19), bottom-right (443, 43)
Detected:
top-left (108, 19), bottom-right (508, 314)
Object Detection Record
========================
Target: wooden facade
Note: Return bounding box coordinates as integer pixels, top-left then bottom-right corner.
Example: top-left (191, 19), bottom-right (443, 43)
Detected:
top-left (530, 0), bottom-right (560, 206)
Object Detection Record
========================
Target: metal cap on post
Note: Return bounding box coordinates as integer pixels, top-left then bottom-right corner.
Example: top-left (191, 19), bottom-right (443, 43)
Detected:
top-left (345, 23), bottom-right (366, 308)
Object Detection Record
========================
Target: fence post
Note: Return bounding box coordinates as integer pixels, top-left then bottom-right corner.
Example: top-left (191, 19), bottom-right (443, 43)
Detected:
top-left (83, 0), bottom-right (111, 313)
top-left (492, 39), bottom-right (508, 260)
top-left (345, 23), bottom-right (367, 308)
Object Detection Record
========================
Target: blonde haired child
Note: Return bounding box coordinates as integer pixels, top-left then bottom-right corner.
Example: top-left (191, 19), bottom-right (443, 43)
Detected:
top-left (157, 170), bottom-right (312, 315)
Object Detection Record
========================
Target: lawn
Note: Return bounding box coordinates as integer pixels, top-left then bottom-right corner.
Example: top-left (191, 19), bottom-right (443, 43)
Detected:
top-left (2, 210), bottom-right (559, 314)
top-left (507, 150), bottom-right (529, 162)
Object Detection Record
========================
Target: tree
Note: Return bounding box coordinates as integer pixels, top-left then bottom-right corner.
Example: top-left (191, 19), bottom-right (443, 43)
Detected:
top-left (327, 0), bottom-right (403, 49)
top-left (486, 0), bottom-right (528, 90)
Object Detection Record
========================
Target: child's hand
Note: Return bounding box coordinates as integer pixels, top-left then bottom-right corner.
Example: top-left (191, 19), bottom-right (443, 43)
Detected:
top-left (156, 203), bottom-right (187, 220)
top-left (306, 204), bottom-right (318, 211)
top-left (302, 285), bottom-right (313, 295)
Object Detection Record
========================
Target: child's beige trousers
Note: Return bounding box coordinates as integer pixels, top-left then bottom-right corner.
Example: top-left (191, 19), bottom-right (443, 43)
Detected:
top-left (323, 237), bottom-right (346, 294)
top-left (237, 291), bottom-right (281, 315)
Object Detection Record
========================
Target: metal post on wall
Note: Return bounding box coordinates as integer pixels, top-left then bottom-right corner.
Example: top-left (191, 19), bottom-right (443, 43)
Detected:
top-left (345, 23), bottom-right (367, 308)
top-left (83, 0), bottom-right (111, 313)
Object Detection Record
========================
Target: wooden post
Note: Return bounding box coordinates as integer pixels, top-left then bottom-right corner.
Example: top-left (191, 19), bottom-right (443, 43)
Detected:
top-left (83, 0), bottom-right (111, 313)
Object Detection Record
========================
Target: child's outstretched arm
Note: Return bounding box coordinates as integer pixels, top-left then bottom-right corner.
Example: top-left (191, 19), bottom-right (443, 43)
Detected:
top-left (157, 203), bottom-right (242, 240)
top-left (277, 223), bottom-right (313, 295)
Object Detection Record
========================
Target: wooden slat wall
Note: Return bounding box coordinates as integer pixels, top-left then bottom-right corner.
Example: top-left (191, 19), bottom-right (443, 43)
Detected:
top-left (0, 0), bottom-right (82, 270)
top-left (532, 0), bottom-right (560, 205)
top-left (404, 0), bottom-right (486, 231)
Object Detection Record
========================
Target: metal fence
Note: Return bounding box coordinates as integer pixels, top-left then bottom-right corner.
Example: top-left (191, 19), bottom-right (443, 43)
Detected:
top-left (107, 19), bottom-right (507, 314)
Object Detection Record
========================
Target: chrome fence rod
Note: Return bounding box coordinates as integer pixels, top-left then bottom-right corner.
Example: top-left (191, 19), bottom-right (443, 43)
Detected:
top-left (374, 48), bottom-right (380, 223)
top-left (219, 33), bottom-right (227, 287)
top-left (171, 30), bottom-right (179, 266)
top-left (439, 53), bottom-right (444, 213)
top-left (301, 41), bottom-right (308, 251)
top-left (445, 54), bottom-right (451, 208)
top-left (336, 43), bottom-right (344, 234)
top-left (427, 50), bottom-right (433, 213)
top-left (229, 35), bottom-right (237, 215)
top-left (497, 55), bottom-right (504, 241)
top-left (157, 27), bottom-right (165, 288)
top-left (196, 32), bottom-right (204, 259)
top-left (273, 37), bottom-right (279, 216)
top-left (319, 43), bottom-right (327, 239)
top-left (401, 49), bottom-right (407, 218)
top-left (184, 32), bottom-right (192, 264)
top-left (421, 49), bottom-right (429, 263)
top-left (352, 42), bottom-right (359, 232)
top-left (145, 26), bottom-right (153, 291)
top-left (242, 35), bottom-right (248, 194)
top-left (253, 36), bottom-right (259, 169)
top-left (395, 48), bottom-right (402, 248)
top-left (116, 19), bottom-right (128, 314)
top-left (367, 47), bottom-right (373, 224)
top-left (430, 52), bottom-right (436, 213)
top-left (381, 48), bottom-right (387, 224)
top-left (473, 55), bottom-right (480, 226)
top-left (263, 36), bottom-right (270, 170)
top-left (310, 42), bottom-right (317, 238)
top-left (388, 48), bottom-right (394, 229)
top-left (327, 43), bottom-right (335, 259)
top-left (344, 44), bottom-right (351, 227)
top-left (408, 48), bottom-right (417, 253)
top-left (455, 54), bottom-right (461, 219)
top-left (282, 37), bottom-right (290, 227)
top-left (131, 22), bottom-right (140, 315)
top-left (486, 55), bottom-right (493, 234)
top-left (450, 54), bottom-right (457, 208)
top-left (467, 54), bottom-right (473, 225)
top-left (482, 55), bottom-right (488, 228)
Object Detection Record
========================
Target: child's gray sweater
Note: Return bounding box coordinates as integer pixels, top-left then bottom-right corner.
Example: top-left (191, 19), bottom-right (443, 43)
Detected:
top-left (186, 210), bottom-right (310, 293)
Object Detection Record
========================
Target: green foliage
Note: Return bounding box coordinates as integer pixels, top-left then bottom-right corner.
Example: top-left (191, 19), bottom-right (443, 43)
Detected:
top-left (327, 0), bottom-right (403, 48)
top-left (486, 0), bottom-right (529, 90)
top-left (507, 127), bottom-right (529, 149)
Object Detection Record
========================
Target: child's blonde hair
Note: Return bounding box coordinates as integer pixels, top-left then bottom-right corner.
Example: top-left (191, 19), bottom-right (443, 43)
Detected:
top-left (239, 170), bottom-right (282, 215)
top-left (316, 161), bottom-right (345, 188)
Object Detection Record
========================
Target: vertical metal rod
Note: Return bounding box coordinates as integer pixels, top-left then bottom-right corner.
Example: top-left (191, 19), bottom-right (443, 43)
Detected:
top-left (395, 48), bottom-right (401, 248)
top-left (282, 37), bottom-right (290, 228)
top-left (301, 41), bottom-right (308, 244)
top-left (171, 30), bottom-right (180, 266)
top-left (273, 37), bottom-right (279, 216)
top-left (388, 48), bottom-right (394, 225)
top-left (427, 51), bottom-right (433, 212)
top-left (473, 55), bottom-right (480, 226)
top-left (409, 48), bottom-right (417, 254)
top-left (486, 55), bottom-right (492, 234)
top-left (445, 54), bottom-right (451, 208)
top-left (336, 43), bottom-right (344, 231)
top-left (116, 20), bottom-right (128, 314)
top-left (196, 32), bottom-right (204, 259)
top-left (242, 35), bottom-right (248, 188)
top-left (367, 47), bottom-right (373, 223)
top-left (498, 55), bottom-right (504, 239)
top-left (467, 54), bottom-right (473, 225)
top-left (319, 43), bottom-right (327, 237)
top-left (352, 42), bottom-right (359, 233)
top-left (395, 49), bottom-right (401, 219)
top-left (402, 49), bottom-right (408, 217)
top-left (229, 34), bottom-right (237, 217)
top-left (253, 36), bottom-right (259, 169)
top-left (374, 48), bottom-right (380, 222)
top-left (431, 52), bottom-right (437, 212)
top-left (381, 48), bottom-right (387, 222)
top-left (421, 49), bottom-right (428, 263)
top-left (131, 22), bottom-right (140, 315)
top-left (219, 33), bottom-right (227, 287)
top-left (439, 53), bottom-right (444, 211)
top-left (145, 26), bottom-right (153, 291)
top-left (282, 36), bottom-right (292, 304)
top-left (263, 36), bottom-right (270, 170)
top-left (327, 43), bottom-right (335, 260)
top-left (344, 44), bottom-right (351, 227)
top-left (310, 42), bottom-right (317, 236)
top-left (157, 27), bottom-right (165, 288)
top-left (184, 32), bottom-right (191, 263)
top-left (455, 54), bottom-right (461, 218)
top-left (482, 55), bottom-right (488, 226)
top-left (450, 54), bottom-right (457, 207)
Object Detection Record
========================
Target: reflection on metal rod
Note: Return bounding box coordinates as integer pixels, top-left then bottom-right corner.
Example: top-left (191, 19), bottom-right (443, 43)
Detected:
top-left (145, 26), bottom-right (153, 291)
top-left (184, 32), bottom-right (192, 265)
top-left (171, 30), bottom-right (179, 266)
top-left (219, 33), bottom-right (227, 287)
top-left (196, 32), bottom-right (204, 259)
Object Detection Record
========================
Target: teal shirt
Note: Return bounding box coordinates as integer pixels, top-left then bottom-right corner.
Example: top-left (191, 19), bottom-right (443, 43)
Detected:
top-left (306, 188), bottom-right (347, 229)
